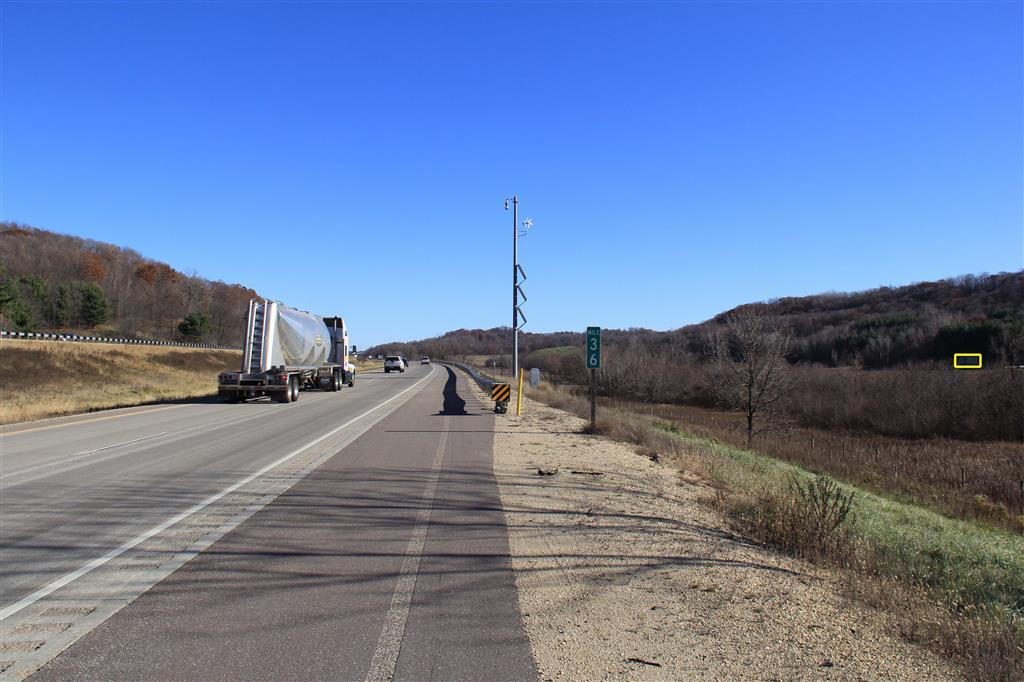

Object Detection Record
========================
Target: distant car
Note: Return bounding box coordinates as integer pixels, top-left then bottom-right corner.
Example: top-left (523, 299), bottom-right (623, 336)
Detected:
top-left (420, 357), bottom-right (430, 365)
top-left (384, 355), bottom-right (405, 373)
top-left (401, 357), bottom-right (409, 368)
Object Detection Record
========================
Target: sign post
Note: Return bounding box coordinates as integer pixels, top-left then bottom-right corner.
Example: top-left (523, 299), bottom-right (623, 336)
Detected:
top-left (516, 368), bottom-right (525, 416)
top-left (586, 327), bottom-right (601, 431)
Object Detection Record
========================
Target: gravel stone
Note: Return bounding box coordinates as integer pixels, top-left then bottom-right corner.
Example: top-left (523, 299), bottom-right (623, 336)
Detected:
top-left (492, 396), bottom-right (957, 681)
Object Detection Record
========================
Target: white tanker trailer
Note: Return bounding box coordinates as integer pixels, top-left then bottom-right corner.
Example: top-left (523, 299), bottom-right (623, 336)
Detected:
top-left (217, 299), bottom-right (355, 403)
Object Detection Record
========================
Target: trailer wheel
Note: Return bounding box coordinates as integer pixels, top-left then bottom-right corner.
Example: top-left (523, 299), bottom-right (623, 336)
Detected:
top-left (277, 376), bottom-right (296, 403)
top-left (332, 369), bottom-right (341, 391)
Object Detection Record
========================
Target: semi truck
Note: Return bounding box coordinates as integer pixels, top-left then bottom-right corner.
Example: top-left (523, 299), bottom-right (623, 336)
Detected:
top-left (218, 299), bottom-right (355, 403)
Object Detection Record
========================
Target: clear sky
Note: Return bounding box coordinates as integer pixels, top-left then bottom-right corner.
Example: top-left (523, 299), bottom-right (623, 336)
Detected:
top-left (2, 1), bottom-right (1021, 348)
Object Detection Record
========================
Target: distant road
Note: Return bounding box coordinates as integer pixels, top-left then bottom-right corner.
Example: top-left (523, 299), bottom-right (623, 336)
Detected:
top-left (1, 364), bottom-right (535, 680)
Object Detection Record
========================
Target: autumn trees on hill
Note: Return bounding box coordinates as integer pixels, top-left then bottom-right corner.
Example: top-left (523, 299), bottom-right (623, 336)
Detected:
top-left (0, 223), bottom-right (258, 345)
top-left (369, 271), bottom-right (1023, 370)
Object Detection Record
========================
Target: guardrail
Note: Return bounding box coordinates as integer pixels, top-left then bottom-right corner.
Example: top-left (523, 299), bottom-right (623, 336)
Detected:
top-left (437, 360), bottom-right (497, 393)
top-left (0, 330), bottom-right (241, 350)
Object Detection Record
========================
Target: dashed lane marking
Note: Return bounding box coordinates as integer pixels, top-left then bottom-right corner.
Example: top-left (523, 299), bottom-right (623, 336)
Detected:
top-left (0, 432), bottom-right (170, 481)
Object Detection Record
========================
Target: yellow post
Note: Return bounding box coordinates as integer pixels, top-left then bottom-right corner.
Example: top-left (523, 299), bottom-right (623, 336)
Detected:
top-left (516, 367), bottom-right (524, 416)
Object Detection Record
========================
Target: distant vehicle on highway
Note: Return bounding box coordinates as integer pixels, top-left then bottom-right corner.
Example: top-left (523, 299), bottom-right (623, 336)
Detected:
top-left (420, 357), bottom-right (430, 365)
top-left (384, 355), bottom-right (405, 373)
top-left (401, 357), bottom-right (409, 368)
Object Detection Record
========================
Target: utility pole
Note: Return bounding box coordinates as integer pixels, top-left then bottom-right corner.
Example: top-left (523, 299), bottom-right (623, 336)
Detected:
top-left (505, 196), bottom-right (532, 383)
top-left (512, 194), bottom-right (518, 380)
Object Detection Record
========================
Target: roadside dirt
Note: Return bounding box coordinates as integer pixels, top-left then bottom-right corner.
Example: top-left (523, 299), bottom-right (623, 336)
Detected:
top-left (492, 395), bottom-right (958, 680)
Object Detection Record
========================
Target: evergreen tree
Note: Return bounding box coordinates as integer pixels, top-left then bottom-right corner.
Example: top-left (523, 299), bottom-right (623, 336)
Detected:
top-left (2, 297), bottom-right (33, 330)
top-left (0, 274), bottom-right (16, 311)
top-left (79, 282), bottom-right (111, 327)
top-left (55, 283), bottom-right (81, 327)
top-left (178, 311), bottom-right (211, 339)
top-left (0, 275), bottom-right (33, 330)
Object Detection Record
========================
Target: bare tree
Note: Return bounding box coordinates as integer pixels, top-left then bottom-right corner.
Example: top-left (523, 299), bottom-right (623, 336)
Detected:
top-left (709, 308), bottom-right (793, 447)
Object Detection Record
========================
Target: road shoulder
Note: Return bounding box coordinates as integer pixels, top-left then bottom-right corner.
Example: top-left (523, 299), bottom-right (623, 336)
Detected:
top-left (492, 395), bottom-right (957, 680)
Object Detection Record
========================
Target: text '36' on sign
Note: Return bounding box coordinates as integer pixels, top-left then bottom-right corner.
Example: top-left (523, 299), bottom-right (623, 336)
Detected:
top-left (587, 326), bottom-right (601, 369)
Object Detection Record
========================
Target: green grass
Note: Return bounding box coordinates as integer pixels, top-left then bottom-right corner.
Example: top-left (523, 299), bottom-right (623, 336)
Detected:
top-left (656, 423), bottom-right (1024, 622)
top-left (528, 383), bottom-right (1022, 674)
top-left (528, 345), bottom-right (577, 357)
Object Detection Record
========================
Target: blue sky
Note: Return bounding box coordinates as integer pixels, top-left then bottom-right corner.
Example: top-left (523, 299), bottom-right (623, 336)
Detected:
top-left (3, 1), bottom-right (1021, 348)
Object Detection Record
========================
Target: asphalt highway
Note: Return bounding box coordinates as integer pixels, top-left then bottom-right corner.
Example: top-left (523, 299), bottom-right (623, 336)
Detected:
top-left (2, 365), bottom-right (535, 680)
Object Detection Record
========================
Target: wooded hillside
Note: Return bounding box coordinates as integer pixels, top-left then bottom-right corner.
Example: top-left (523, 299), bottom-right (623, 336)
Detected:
top-left (368, 271), bottom-right (1024, 369)
top-left (0, 222), bottom-right (260, 345)
top-left (367, 272), bottom-right (1023, 443)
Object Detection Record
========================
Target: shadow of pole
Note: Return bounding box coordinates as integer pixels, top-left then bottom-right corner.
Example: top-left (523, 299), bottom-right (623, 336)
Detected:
top-left (437, 366), bottom-right (472, 416)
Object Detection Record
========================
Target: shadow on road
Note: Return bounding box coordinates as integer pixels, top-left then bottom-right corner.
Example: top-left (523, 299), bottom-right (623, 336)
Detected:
top-left (438, 366), bottom-right (474, 416)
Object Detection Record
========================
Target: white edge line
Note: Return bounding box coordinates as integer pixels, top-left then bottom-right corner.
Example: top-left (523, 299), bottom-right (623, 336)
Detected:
top-left (0, 366), bottom-right (436, 621)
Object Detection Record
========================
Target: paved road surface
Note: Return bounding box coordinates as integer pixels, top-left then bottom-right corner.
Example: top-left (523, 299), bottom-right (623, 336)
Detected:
top-left (2, 367), bottom-right (426, 610)
top-left (2, 365), bottom-right (535, 680)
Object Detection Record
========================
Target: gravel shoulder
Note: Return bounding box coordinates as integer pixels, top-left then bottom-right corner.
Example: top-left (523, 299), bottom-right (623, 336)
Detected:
top-left (491, 393), bottom-right (958, 681)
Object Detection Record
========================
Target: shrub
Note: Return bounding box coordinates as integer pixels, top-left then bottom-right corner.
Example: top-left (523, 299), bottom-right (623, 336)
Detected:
top-left (726, 475), bottom-right (857, 563)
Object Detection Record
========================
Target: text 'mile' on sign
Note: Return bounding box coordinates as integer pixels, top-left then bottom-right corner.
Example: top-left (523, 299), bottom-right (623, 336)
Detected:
top-left (587, 326), bottom-right (601, 369)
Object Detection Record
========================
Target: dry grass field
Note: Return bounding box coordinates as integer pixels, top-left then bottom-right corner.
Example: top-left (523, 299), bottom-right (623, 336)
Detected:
top-left (610, 399), bottom-right (1024, 533)
top-left (0, 339), bottom-right (241, 425)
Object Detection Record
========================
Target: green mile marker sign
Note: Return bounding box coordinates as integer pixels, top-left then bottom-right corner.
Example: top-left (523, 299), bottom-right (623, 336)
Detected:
top-left (586, 326), bottom-right (601, 369)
